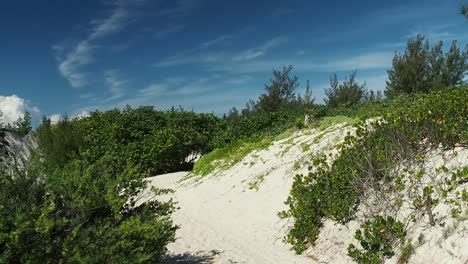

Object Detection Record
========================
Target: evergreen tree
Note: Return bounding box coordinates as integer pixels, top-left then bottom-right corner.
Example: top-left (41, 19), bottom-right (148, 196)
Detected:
top-left (11, 111), bottom-right (32, 136)
top-left (256, 65), bottom-right (299, 112)
top-left (324, 70), bottom-right (366, 108)
top-left (462, 5), bottom-right (468, 18)
top-left (226, 107), bottom-right (240, 122)
top-left (304, 80), bottom-right (315, 106)
top-left (386, 35), bottom-right (431, 98)
top-left (444, 40), bottom-right (468, 87)
top-left (386, 35), bottom-right (467, 98)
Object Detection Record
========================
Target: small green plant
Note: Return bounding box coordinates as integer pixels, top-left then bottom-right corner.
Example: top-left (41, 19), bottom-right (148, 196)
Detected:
top-left (301, 142), bottom-right (310, 152)
top-left (397, 240), bottom-right (415, 264)
top-left (347, 216), bottom-right (406, 264)
top-left (317, 115), bottom-right (357, 130)
top-left (293, 161), bottom-right (301, 170)
top-left (295, 117), bottom-right (305, 129)
top-left (193, 137), bottom-right (273, 176)
top-left (248, 173), bottom-right (266, 191)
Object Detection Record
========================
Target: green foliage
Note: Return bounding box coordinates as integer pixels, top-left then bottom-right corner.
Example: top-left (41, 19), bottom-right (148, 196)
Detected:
top-left (36, 106), bottom-right (220, 175)
top-left (36, 116), bottom-right (83, 168)
top-left (4, 112), bottom-right (33, 137)
top-left (295, 117), bottom-right (305, 129)
top-left (397, 241), bottom-right (415, 264)
top-left (0, 155), bottom-right (176, 263)
top-left (281, 88), bottom-right (468, 254)
top-left (213, 111), bottom-right (297, 149)
top-left (347, 216), bottom-right (405, 264)
top-left (193, 136), bottom-right (274, 177)
top-left (325, 70), bottom-right (366, 108)
top-left (386, 35), bottom-right (467, 98)
top-left (317, 115), bottom-right (358, 130)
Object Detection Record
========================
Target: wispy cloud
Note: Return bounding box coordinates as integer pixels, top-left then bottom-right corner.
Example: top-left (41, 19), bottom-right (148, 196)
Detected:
top-left (368, 3), bottom-right (449, 26)
top-left (318, 51), bottom-right (393, 71)
top-left (137, 75), bottom-right (221, 97)
top-left (138, 83), bottom-right (168, 97)
top-left (359, 74), bottom-right (388, 92)
top-left (54, 1), bottom-right (140, 87)
top-left (209, 51), bottom-right (393, 74)
top-left (155, 24), bottom-right (186, 39)
top-left (405, 23), bottom-right (467, 43)
top-left (224, 75), bottom-right (253, 85)
top-left (154, 51), bottom-right (225, 67)
top-left (233, 36), bottom-right (288, 61)
top-left (200, 34), bottom-right (233, 48)
top-left (157, 0), bottom-right (200, 17)
top-left (271, 8), bottom-right (296, 17)
top-left (104, 69), bottom-right (128, 101)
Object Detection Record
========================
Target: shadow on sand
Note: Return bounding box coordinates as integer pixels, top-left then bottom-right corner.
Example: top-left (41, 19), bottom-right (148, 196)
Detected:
top-left (161, 250), bottom-right (221, 264)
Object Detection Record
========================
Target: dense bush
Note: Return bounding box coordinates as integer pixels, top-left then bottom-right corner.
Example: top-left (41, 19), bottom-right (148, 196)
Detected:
top-left (281, 87), bottom-right (468, 254)
top-left (348, 216), bottom-right (405, 264)
top-left (213, 111), bottom-right (298, 148)
top-left (37, 106), bottom-right (221, 175)
top-left (0, 155), bottom-right (176, 263)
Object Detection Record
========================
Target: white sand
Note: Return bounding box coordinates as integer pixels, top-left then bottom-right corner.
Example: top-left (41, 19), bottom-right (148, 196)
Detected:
top-left (145, 123), bottom-right (468, 264)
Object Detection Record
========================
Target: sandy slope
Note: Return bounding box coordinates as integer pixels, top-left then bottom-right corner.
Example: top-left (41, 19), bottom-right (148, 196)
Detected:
top-left (146, 123), bottom-right (355, 263)
top-left (144, 123), bottom-right (468, 264)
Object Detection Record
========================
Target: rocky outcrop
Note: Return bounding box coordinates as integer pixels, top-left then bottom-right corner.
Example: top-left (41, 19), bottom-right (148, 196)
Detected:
top-left (0, 128), bottom-right (37, 169)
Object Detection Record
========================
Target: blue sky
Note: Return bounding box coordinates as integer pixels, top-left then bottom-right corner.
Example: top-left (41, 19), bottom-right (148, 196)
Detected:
top-left (0, 0), bottom-right (466, 123)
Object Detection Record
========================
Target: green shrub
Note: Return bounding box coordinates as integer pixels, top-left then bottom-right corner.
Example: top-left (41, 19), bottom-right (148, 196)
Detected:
top-left (348, 216), bottom-right (405, 264)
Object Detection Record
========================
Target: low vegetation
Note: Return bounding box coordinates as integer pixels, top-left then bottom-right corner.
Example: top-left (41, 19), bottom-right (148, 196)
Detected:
top-left (280, 87), bottom-right (468, 256)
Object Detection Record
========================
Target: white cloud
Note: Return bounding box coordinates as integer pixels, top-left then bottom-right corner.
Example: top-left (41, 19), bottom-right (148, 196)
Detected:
top-left (0, 95), bottom-right (39, 124)
top-left (49, 114), bottom-right (61, 125)
top-left (73, 111), bottom-right (90, 119)
top-left (57, 41), bottom-right (94, 87)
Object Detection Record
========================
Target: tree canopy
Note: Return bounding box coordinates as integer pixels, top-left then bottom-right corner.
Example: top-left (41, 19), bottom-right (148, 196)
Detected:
top-left (385, 35), bottom-right (467, 98)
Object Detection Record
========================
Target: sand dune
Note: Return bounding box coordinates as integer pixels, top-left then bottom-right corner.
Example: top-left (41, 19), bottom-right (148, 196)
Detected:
top-left (145, 123), bottom-right (468, 264)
